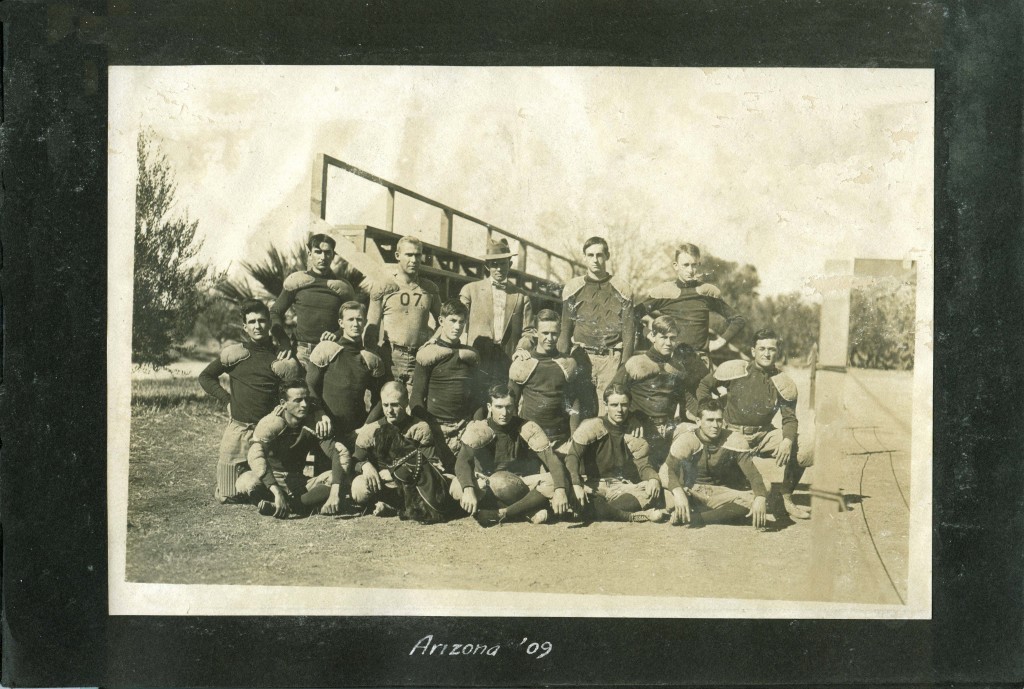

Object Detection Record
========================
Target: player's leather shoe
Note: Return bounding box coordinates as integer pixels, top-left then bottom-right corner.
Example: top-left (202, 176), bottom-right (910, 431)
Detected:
top-left (782, 495), bottom-right (810, 520)
top-left (474, 509), bottom-right (504, 528)
top-left (257, 500), bottom-right (277, 517)
top-left (629, 508), bottom-right (669, 523)
top-left (528, 509), bottom-right (549, 525)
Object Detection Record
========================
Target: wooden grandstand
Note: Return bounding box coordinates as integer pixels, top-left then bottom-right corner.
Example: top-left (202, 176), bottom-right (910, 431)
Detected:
top-left (310, 154), bottom-right (584, 310)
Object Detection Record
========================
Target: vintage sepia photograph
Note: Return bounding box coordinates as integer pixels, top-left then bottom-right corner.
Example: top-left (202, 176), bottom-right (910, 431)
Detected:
top-left (107, 65), bottom-right (933, 617)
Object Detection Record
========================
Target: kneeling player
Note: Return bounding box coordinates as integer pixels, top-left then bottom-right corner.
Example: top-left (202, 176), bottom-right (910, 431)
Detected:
top-left (560, 385), bottom-right (668, 523)
top-left (235, 380), bottom-right (346, 518)
top-left (345, 381), bottom-right (437, 515)
top-left (452, 384), bottom-right (573, 526)
top-left (661, 400), bottom-right (769, 529)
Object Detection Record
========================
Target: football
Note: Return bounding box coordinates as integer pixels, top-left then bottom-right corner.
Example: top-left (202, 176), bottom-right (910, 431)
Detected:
top-left (487, 471), bottom-right (529, 505)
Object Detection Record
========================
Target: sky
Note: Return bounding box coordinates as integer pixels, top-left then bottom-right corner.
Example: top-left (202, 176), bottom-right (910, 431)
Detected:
top-left (109, 66), bottom-right (933, 297)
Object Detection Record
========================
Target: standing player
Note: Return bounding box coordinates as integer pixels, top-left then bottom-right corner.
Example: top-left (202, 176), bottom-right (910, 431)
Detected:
top-left (639, 243), bottom-right (745, 370)
top-left (610, 315), bottom-right (698, 469)
top-left (198, 299), bottom-right (304, 504)
top-left (410, 299), bottom-right (487, 462)
top-left (560, 385), bottom-right (669, 523)
top-left (696, 328), bottom-right (810, 520)
top-left (558, 236), bottom-right (636, 417)
top-left (452, 384), bottom-right (573, 526)
top-left (306, 301), bottom-right (387, 474)
top-left (364, 235), bottom-right (442, 392)
top-left (270, 233), bottom-right (355, 367)
top-left (507, 309), bottom-right (583, 447)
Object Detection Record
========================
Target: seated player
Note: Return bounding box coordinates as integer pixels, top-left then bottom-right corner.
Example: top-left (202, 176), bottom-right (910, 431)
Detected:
top-left (235, 380), bottom-right (345, 518)
top-left (344, 381), bottom-right (437, 515)
top-left (610, 315), bottom-right (698, 469)
top-left (410, 299), bottom-right (487, 462)
top-left (452, 384), bottom-right (573, 527)
top-left (197, 299), bottom-right (303, 504)
top-left (560, 384), bottom-right (669, 523)
top-left (661, 400), bottom-right (769, 529)
top-left (696, 328), bottom-right (811, 519)
top-left (507, 309), bottom-right (583, 447)
top-left (306, 301), bottom-right (387, 475)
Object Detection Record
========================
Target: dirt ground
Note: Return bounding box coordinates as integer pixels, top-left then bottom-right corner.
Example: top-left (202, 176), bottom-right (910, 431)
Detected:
top-left (125, 367), bottom-right (913, 604)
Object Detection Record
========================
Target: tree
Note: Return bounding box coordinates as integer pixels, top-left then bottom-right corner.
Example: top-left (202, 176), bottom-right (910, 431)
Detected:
top-left (849, 279), bottom-right (915, 370)
top-left (133, 131), bottom-right (213, 366)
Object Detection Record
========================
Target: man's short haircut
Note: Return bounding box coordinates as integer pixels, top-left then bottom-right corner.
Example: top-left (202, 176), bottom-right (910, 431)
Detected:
top-left (308, 233), bottom-right (337, 251)
top-left (380, 380), bottom-right (408, 403)
top-left (697, 398), bottom-right (723, 418)
top-left (439, 298), bottom-right (469, 320)
top-left (279, 379), bottom-right (309, 400)
top-left (674, 243), bottom-right (702, 261)
top-left (396, 235), bottom-right (423, 252)
top-left (487, 383), bottom-right (514, 402)
top-left (603, 382), bottom-right (632, 403)
top-left (752, 327), bottom-right (780, 347)
top-left (239, 298), bottom-right (270, 321)
top-left (582, 236), bottom-right (609, 255)
top-left (536, 308), bottom-right (560, 325)
top-left (651, 315), bottom-right (679, 336)
top-left (338, 300), bottom-right (366, 318)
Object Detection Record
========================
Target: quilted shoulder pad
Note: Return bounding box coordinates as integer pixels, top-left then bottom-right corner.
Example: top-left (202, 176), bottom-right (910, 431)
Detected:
top-left (283, 272), bottom-right (315, 291)
top-left (404, 421), bottom-right (434, 446)
top-left (647, 281), bottom-right (681, 300)
top-left (608, 275), bottom-right (634, 301)
top-left (508, 358), bottom-right (539, 384)
top-left (519, 421), bottom-right (551, 452)
top-left (695, 282), bottom-right (722, 299)
top-left (669, 431), bottom-right (702, 461)
top-left (309, 341), bottom-right (343, 368)
top-left (623, 433), bottom-right (650, 461)
top-left (461, 420), bottom-right (496, 450)
top-left (561, 276), bottom-right (586, 300)
top-left (355, 421), bottom-right (382, 449)
top-left (416, 343), bottom-right (452, 367)
top-left (714, 359), bottom-right (750, 381)
top-left (219, 343), bottom-right (251, 367)
top-left (326, 279), bottom-right (352, 297)
top-left (359, 350), bottom-right (386, 377)
top-left (456, 347), bottom-right (479, 366)
top-left (252, 412), bottom-right (288, 443)
top-left (370, 279), bottom-right (400, 300)
top-left (270, 358), bottom-right (304, 381)
top-left (571, 418), bottom-right (608, 446)
top-left (623, 354), bottom-right (660, 381)
top-left (771, 372), bottom-right (798, 402)
top-left (552, 357), bottom-right (577, 380)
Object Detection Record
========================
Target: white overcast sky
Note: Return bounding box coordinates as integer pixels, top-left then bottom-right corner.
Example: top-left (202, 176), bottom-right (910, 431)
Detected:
top-left (109, 66), bottom-right (933, 297)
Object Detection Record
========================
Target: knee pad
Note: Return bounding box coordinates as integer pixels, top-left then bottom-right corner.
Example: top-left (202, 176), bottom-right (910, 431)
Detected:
top-left (488, 471), bottom-right (529, 505)
top-left (350, 476), bottom-right (375, 505)
top-left (235, 471), bottom-right (261, 496)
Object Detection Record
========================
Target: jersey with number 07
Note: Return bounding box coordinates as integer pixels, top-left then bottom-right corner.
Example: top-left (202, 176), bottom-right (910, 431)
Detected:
top-left (370, 276), bottom-right (441, 349)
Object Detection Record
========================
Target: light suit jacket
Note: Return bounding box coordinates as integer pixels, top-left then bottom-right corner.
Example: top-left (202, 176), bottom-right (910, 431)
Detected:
top-left (459, 279), bottom-right (534, 357)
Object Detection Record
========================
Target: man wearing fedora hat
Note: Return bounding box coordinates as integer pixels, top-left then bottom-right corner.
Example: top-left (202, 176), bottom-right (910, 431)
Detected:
top-left (458, 237), bottom-right (534, 385)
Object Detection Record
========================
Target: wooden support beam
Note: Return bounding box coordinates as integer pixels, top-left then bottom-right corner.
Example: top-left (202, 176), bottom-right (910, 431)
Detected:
top-left (440, 209), bottom-right (454, 250)
top-left (385, 188), bottom-right (396, 234)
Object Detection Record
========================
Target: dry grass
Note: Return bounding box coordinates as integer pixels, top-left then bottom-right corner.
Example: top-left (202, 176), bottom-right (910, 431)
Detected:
top-left (125, 373), bottom-right (911, 604)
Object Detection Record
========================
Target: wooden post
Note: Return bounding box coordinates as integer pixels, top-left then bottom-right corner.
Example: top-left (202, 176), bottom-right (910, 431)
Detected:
top-left (808, 259), bottom-right (852, 601)
top-left (385, 188), bottom-right (396, 234)
top-left (310, 153), bottom-right (327, 220)
top-left (440, 209), bottom-right (454, 249)
top-left (517, 243), bottom-right (528, 273)
top-left (544, 252), bottom-right (553, 281)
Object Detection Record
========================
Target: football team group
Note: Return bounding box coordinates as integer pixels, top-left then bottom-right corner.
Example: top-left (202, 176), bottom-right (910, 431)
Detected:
top-left (198, 232), bottom-right (812, 529)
